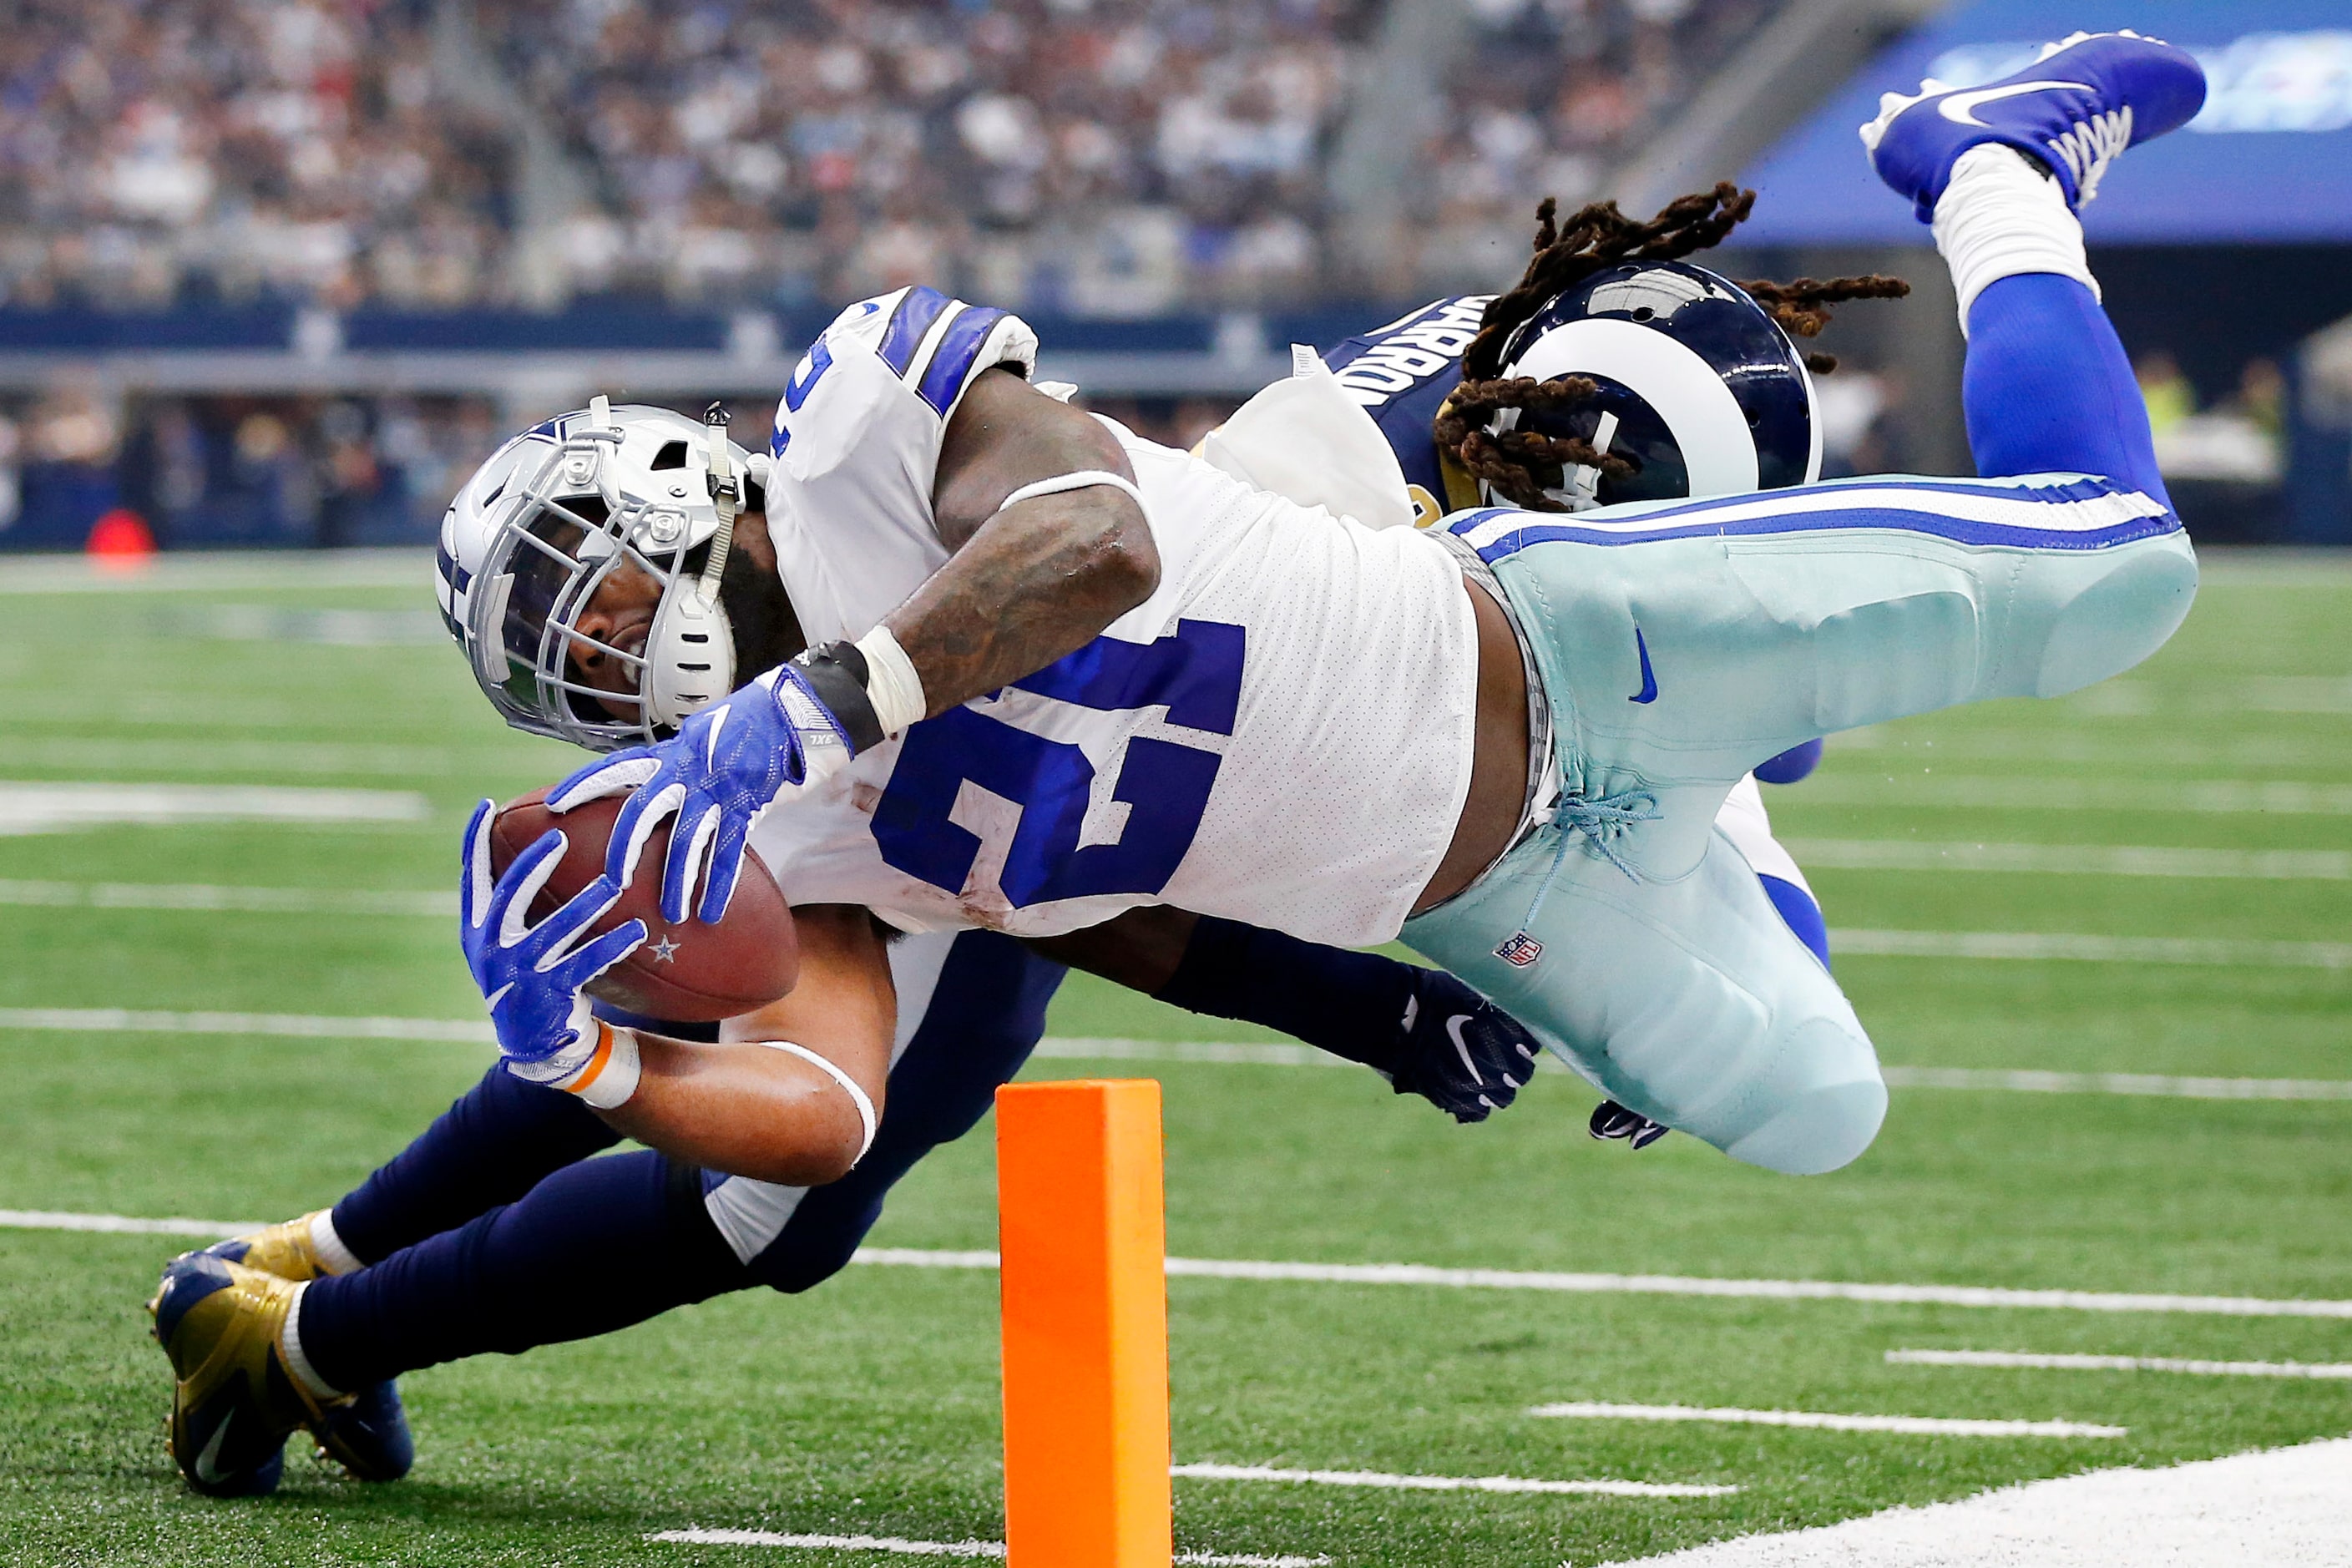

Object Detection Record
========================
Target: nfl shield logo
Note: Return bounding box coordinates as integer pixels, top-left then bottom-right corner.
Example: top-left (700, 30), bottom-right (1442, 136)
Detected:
top-left (1494, 931), bottom-right (1544, 968)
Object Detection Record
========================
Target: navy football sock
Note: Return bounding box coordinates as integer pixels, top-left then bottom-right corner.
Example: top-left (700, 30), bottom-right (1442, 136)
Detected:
top-left (299, 1149), bottom-right (748, 1392)
top-left (1153, 916), bottom-right (1414, 1075)
top-left (1965, 272), bottom-right (2170, 506)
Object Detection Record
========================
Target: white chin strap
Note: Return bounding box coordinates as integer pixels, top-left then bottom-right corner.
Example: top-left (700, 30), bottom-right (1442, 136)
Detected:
top-left (640, 581), bottom-right (736, 730)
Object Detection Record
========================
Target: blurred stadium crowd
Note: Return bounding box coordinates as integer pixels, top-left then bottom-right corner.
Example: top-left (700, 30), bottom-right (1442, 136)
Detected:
top-left (2, 0), bottom-right (1767, 313)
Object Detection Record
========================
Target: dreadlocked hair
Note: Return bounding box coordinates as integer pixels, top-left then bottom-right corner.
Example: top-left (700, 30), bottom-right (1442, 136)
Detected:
top-left (1441, 185), bottom-right (1910, 509)
top-left (1432, 376), bottom-right (1639, 510)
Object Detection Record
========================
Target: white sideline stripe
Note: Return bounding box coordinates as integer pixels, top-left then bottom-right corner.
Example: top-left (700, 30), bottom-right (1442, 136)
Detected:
top-left (0, 880), bottom-right (454, 917)
top-left (1594, 1437), bottom-right (2352, 1566)
top-left (1833, 928), bottom-right (2352, 969)
top-left (646, 1531), bottom-right (1327, 1566)
top-left (1886, 1348), bottom-right (2352, 1379)
top-left (1785, 839), bottom-right (2352, 880)
top-left (11, 1212), bottom-right (2352, 1319)
top-left (1529, 1403), bottom-right (2125, 1439)
top-left (8, 1010), bottom-right (2350, 1103)
top-left (1790, 775), bottom-right (2352, 816)
top-left (0, 782), bottom-right (431, 835)
top-left (1171, 1462), bottom-right (1736, 1498)
top-left (1878, 1065), bottom-right (2352, 1100)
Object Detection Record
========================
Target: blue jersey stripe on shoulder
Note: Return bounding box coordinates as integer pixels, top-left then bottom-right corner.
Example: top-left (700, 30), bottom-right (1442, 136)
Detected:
top-left (878, 287), bottom-right (953, 377)
top-left (917, 306), bottom-right (1009, 416)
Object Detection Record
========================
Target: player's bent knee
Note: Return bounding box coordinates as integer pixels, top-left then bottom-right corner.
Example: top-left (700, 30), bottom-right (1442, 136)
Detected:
top-left (1723, 1076), bottom-right (1888, 1176)
top-left (2031, 530), bottom-right (2198, 699)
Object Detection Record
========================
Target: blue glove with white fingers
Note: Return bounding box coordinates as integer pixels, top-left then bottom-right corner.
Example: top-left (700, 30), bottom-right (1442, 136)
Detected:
top-left (460, 800), bottom-right (647, 1073)
top-left (549, 652), bottom-right (878, 925)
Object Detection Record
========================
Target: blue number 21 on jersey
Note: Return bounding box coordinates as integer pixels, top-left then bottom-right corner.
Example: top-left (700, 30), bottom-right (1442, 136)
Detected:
top-left (873, 620), bottom-right (1245, 908)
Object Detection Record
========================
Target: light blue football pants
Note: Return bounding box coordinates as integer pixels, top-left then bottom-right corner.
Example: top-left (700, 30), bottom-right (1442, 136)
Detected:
top-left (1404, 472), bottom-right (2196, 1174)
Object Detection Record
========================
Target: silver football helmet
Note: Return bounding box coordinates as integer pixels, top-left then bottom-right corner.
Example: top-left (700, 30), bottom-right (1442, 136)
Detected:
top-left (435, 397), bottom-right (767, 751)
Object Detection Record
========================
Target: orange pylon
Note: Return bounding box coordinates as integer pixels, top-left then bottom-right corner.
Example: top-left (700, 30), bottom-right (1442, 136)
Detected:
top-left (996, 1080), bottom-right (1171, 1568)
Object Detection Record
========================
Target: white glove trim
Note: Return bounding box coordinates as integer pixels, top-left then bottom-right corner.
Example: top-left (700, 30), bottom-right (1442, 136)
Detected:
top-left (756, 1039), bottom-right (878, 1165)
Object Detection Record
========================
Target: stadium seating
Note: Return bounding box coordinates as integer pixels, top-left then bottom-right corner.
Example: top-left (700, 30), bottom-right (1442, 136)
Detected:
top-left (1, 0), bottom-right (1776, 314)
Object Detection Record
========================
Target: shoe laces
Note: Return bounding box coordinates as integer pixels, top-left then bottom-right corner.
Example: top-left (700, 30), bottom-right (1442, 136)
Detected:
top-left (1511, 785), bottom-right (1662, 938)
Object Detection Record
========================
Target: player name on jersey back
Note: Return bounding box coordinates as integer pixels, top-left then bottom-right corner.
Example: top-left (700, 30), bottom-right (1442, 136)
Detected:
top-left (1321, 296), bottom-right (1491, 526)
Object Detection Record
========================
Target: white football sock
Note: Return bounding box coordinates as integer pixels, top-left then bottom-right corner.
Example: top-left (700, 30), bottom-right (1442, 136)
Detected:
top-left (1931, 145), bottom-right (2100, 335)
top-left (307, 1209), bottom-right (362, 1276)
top-left (278, 1282), bottom-right (344, 1401)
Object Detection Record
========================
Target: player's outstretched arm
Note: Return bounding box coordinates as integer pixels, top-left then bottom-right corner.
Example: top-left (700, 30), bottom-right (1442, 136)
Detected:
top-left (596, 905), bottom-right (893, 1186)
top-left (886, 367), bottom-right (1161, 716)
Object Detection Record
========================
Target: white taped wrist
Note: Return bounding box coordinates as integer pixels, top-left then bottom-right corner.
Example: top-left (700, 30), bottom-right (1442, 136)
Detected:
top-left (756, 1040), bottom-right (878, 1164)
top-left (1932, 145), bottom-right (2099, 335)
top-left (853, 625), bottom-right (927, 737)
top-left (560, 1023), bottom-right (643, 1109)
top-left (996, 468), bottom-right (1148, 513)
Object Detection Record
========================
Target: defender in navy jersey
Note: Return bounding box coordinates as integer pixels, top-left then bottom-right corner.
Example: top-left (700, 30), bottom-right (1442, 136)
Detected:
top-left (1322, 294), bottom-right (1494, 527)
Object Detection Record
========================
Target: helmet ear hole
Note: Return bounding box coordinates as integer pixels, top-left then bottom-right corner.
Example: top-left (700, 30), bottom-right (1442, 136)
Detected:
top-left (650, 441), bottom-right (690, 471)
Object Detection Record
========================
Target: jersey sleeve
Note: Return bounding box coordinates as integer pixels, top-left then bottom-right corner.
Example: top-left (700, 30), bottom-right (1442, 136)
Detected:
top-left (764, 286), bottom-right (1041, 642)
top-left (771, 286), bottom-right (1039, 482)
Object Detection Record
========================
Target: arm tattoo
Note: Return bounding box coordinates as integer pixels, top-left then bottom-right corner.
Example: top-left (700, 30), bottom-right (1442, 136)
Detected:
top-left (884, 369), bottom-right (1161, 716)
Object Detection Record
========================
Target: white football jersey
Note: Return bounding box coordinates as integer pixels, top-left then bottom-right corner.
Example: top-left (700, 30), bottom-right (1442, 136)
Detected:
top-left (750, 287), bottom-right (1479, 947)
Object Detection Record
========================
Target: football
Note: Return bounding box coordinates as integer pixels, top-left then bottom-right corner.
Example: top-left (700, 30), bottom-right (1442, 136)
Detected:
top-left (488, 786), bottom-right (799, 1024)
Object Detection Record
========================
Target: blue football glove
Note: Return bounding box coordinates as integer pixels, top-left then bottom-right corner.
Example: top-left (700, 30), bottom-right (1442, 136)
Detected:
top-left (460, 799), bottom-right (647, 1070)
top-left (548, 660), bottom-right (866, 925)
top-left (1389, 969), bottom-right (1540, 1124)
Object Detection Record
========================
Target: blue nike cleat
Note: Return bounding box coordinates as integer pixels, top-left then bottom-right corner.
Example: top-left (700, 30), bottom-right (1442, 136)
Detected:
top-left (203, 1215), bottom-right (413, 1482)
top-left (1861, 30), bottom-right (2207, 219)
top-left (1389, 969), bottom-right (1540, 1124)
top-left (1753, 738), bottom-right (1823, 786)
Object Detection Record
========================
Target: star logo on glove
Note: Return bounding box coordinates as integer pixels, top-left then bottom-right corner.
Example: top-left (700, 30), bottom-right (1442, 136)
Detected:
top-left (648, 934), bottom-right (681, 964)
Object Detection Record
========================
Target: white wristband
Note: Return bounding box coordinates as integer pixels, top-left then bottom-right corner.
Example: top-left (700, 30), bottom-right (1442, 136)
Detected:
top-left (852, 625), bottom-right (927, 739)
top-left (996, 469), bottom-right (1148, 513)
top-left (756, 1040), bottom-right (878, 1165)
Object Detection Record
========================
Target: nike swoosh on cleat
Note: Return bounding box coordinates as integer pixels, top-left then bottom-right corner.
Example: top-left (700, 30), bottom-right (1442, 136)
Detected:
top-left (1937, 80), bottom-right (2092, 128)
top-left (1630, 627), bottom-right (1659, 704)
top-left (1445, 1015), bottom-right (1483, 1085)
top-left (192, 1409), bottom-right (236, 1485)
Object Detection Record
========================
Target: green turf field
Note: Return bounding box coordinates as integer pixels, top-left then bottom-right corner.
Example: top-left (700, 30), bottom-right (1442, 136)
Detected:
top-left (0, 549), bottom-right (2345, 1567)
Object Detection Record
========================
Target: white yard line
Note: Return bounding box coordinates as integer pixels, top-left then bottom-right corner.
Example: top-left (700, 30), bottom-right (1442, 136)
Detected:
top-left (7, 738), bottom-right (455, 776)
top-left (8, 1009), bottom-right (2349, 1102)
top-left (1878, 1066), bottom-right (2352, 1100)
top-left (0, 880), bottom-right (454, 916)
top-left (0, 782), bottom-right (431, 835)
top-left (1788, 776), bottom-right (2352, 816)
top-left (1833, 929), bottom-right (2352, 969)
top-left (647, 1530), bottom-right (1325, 1565)
top-left (0, 1009), bottom-right (491, 1044)
top-left (0, 548), bottom-right (430, 594)
top-left (1171, 1463), bottom-right (1734, 1497)
top-left (1596, 1437), bottom-right (2352, 1567)
top-left (1886, 1349), bottom-right (2352, 1379)
top-left (1784, 840), bottom-right (2352, 880)
top-left (8, 1209), bottom-right (2350, 1318)
top-left (1529, 1404), bottom-right (2124, 1440)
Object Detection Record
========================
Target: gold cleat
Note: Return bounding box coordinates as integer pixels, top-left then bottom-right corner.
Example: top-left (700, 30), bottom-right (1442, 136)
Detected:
top-left (203, 1211), bottom-right (332, 1282)
top-left (148, 1254), bottom-right (332, 1496)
